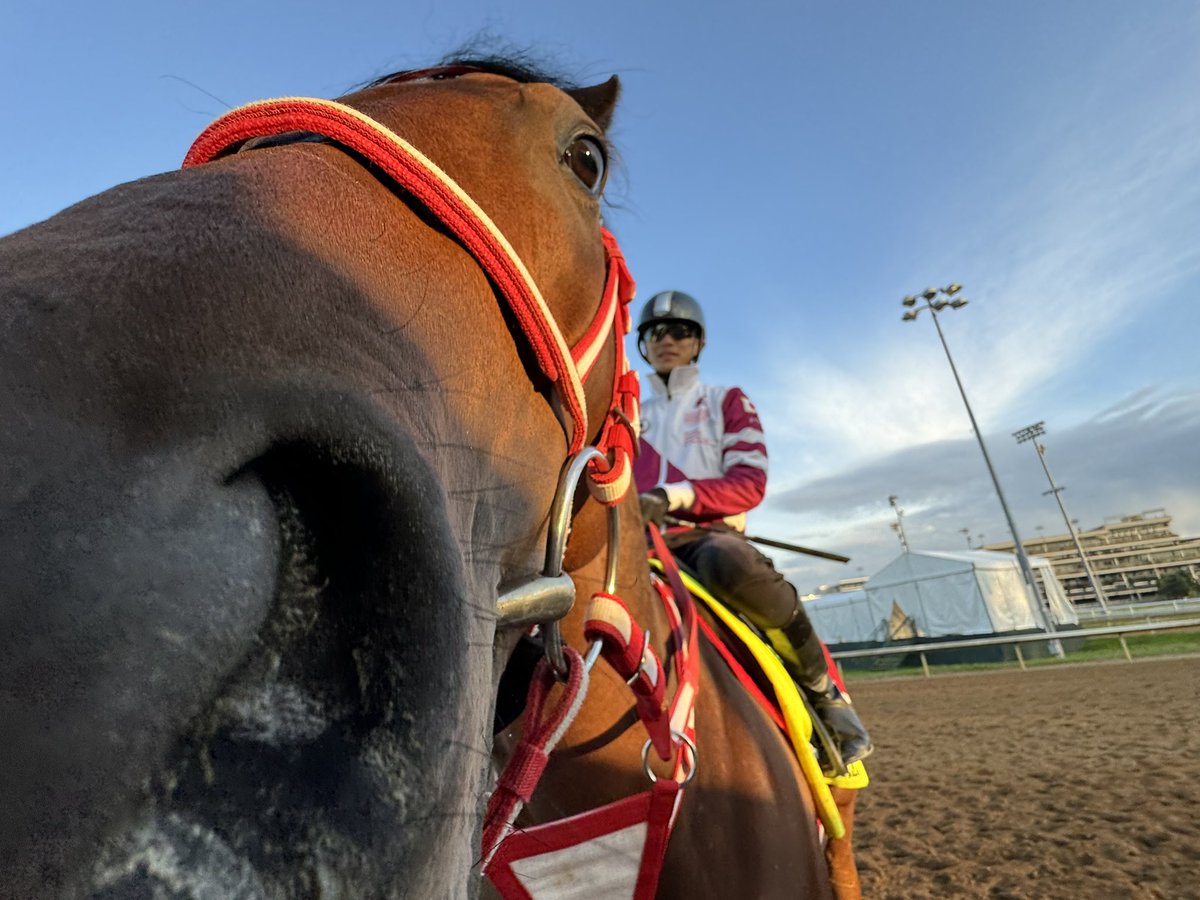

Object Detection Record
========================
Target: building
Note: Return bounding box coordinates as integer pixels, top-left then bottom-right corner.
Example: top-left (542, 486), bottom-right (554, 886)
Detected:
top-left (983, 509), bottom-right (1200, 606)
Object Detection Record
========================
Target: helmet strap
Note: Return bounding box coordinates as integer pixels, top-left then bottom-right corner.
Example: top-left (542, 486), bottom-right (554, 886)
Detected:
top-left (637, 334), bottom-right (651, 365)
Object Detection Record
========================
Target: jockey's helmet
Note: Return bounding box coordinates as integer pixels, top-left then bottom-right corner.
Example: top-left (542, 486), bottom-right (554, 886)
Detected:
top-left (636, 290), bottom-right (706, 342)
top-left (636, 291), bottom-right (707, 367)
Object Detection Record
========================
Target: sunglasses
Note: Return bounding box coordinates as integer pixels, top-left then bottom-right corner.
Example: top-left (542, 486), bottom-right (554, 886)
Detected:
top-left (644, 322), bottom-right (700, 342)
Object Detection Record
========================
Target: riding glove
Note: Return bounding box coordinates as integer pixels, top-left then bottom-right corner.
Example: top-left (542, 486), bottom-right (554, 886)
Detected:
top-left (638, 488), bottom-right (669, 528)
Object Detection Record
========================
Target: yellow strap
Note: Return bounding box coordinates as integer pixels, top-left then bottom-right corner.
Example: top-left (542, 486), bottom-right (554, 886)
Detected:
top-left (652, 560), bottom-right (860, 838)
top-left (763, 628), bottom-right (869, 791)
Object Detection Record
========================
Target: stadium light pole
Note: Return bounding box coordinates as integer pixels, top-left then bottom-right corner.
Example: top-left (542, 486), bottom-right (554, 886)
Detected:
top-left (901, 285), bottom-right (1059, 641)
top-left (888, 495), bottom-right (910, 551)
top-left (1013, 421), bottom-right (1110, 611)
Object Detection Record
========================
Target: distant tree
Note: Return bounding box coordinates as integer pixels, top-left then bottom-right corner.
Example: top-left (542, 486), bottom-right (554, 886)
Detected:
top-left (1155, 569), bottom-right (1200, 600)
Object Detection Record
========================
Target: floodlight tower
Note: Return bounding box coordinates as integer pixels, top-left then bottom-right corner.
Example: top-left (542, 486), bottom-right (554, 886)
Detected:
top-left (1013, 421), bottom-right (1110, 611)
top-left (888, 495), bottom-right (910, 551)
top-left (901, 285), bottom-right (1058, 639)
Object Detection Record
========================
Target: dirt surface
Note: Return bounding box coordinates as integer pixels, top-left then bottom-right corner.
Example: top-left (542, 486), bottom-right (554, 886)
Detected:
top-left (845, 657), bottom-right (1200, 899)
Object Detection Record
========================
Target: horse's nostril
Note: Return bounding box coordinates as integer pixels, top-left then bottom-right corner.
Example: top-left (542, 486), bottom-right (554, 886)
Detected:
top-left (236, 440), bottom-right (402, 708)
top-left (151, 436), bottom-right (469, 888)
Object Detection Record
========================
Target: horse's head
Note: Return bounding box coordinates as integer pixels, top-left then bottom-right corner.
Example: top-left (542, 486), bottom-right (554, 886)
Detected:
top-left (0, 58), bottom-right (627, 898)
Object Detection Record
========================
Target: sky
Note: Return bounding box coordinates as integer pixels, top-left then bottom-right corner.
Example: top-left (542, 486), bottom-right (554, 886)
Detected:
top-left (5, 1), bottom-right (1199, 592)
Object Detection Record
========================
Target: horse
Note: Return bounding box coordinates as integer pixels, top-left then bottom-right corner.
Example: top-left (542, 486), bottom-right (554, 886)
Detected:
top-left (0, 55), bottom-right (857, 898)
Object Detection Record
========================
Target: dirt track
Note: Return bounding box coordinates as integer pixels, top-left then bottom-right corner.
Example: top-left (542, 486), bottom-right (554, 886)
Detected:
top-left (845, 657), bottom-right (1200, 899)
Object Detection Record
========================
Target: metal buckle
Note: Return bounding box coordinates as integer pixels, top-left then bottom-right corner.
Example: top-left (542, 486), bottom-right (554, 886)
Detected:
top-left (494, 447), bottom-right (621, 678)
top-left (641, 729), bottom-right (699, 786)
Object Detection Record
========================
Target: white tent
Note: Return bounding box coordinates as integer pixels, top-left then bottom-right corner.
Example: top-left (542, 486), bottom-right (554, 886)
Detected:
top-left (801, 590), bottom-right (880, 645)
top-left (805, 590), bottom-right (924, 645)
top-left (806, 550), bottom-right (1077, 644)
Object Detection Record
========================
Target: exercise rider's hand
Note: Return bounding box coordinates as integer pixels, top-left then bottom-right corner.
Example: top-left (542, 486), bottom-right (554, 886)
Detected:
top-left (638, 488), bottom-right (669, 528)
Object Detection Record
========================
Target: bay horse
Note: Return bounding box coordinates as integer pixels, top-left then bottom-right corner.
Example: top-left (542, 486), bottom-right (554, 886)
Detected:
top-left (0, 56), bottom-right (856, 898)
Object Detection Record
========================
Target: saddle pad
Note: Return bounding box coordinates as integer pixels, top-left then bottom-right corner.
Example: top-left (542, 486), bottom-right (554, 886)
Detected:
top-left (651, 561), bottom-right (867, 815)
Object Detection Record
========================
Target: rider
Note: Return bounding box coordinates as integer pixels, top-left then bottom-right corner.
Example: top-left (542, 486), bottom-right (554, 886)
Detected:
top-left (633, 290), bottom-right (873, 766)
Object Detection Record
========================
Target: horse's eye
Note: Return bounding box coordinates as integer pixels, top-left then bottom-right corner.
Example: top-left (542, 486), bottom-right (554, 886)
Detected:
top-left (562, 136), bottom-right (607, 196)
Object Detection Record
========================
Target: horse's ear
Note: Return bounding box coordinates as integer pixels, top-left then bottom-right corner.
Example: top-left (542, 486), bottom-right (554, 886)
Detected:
top-left (567, 76), bottom-right (620, 132)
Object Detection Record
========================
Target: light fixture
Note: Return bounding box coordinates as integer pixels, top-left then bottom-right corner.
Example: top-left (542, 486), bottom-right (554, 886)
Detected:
top-left (902, 310), bottom-right (919, 321)
top-left (921, 287), bottom-right (938, 300)
top-left (902, 295), bottom-right (917, 307)
top-left (1013, 421), bottom-right (1110, 611)
top-left (943, 283), bottom-right (962, 295)
top-left (932, 299), bottom-right (949, 310)
top-left (1012, 421), bottom-right (1045, 445)
top-left (950, 298), bottom-right (969, 309)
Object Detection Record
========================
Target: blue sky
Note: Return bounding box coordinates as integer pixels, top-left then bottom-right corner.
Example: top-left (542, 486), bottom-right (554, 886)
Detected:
top-left (5, 1), bottom-right (1199, 590)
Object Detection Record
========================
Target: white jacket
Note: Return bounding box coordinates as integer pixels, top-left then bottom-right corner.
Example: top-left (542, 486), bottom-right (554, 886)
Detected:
top-left (634, 364), bottom-right (768, 531)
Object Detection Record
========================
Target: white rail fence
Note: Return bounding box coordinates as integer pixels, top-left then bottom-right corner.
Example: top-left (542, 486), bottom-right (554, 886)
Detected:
top-left (1075, 596), bottom-right (1200, 622)
top-left (830, 617), bottom-right (1200, 678)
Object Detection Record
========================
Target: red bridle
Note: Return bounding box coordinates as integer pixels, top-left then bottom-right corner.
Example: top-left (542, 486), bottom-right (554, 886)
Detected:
top-left (182, 87), bottom-right (638, 503)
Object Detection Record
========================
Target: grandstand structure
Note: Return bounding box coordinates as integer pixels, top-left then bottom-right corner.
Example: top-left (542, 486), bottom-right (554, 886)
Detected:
top-left (983, 508), bottom-right (1200, 606)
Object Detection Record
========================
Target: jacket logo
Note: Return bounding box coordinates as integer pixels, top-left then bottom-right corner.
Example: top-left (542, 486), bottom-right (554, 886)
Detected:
top-left (684, 397), bottom-right (709, 426)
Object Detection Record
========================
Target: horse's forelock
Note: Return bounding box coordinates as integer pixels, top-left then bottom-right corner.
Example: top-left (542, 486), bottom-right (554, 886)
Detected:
top-left (438, 53), bottom-right (579, 90)
top-left (365, 50), bottom-right (579, 93)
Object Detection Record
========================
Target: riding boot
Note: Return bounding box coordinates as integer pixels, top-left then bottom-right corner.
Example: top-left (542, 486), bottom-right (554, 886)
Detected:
top-left (780, 614), bottom-right (874, 766)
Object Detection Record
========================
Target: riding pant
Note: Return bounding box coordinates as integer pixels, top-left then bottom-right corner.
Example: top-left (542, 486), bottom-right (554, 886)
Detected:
top-left (666, 529), bottom-right (827, 690)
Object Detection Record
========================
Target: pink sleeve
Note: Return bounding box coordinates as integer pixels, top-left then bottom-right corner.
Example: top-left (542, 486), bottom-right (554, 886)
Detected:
top-left (688, 387), bottom-right (768, 518)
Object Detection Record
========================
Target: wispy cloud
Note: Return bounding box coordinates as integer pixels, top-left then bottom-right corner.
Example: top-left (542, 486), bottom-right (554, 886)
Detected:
top-left (753, 387), bottom-right (1200, 592)
top-left (753, 13), bottom-right (1200, 484)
